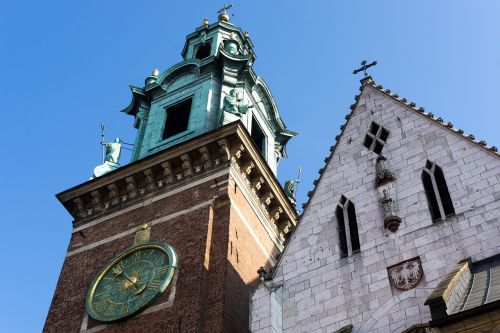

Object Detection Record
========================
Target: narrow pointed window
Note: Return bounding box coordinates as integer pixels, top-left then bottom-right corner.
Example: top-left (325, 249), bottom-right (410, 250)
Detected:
top-left (422, 161), bottom-right (455, 222)
top-left (335, 196), bottom-right (360, 258)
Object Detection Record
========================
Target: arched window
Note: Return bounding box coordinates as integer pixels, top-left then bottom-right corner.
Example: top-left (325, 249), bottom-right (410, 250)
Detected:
top-left (335, 195), bottom-right (360, 258)
top-left (422, 160), bottom-right (455, 222)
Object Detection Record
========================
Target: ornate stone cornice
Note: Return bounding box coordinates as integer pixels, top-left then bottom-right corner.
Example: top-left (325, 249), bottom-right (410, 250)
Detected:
top-left (57, 122), bottom-right (298, 243)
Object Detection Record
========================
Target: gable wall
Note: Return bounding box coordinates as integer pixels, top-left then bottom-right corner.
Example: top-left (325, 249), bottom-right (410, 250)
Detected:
top-left (251, 85), bottom-right (500, 333)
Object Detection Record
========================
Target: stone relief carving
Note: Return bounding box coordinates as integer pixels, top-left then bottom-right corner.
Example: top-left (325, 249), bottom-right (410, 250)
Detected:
top-left (388, 257), bottom-right (423, 290)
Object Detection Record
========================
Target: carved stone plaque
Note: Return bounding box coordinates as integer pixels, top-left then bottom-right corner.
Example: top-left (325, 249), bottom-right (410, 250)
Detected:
top-left (387, 257), bottom-right (423, 290)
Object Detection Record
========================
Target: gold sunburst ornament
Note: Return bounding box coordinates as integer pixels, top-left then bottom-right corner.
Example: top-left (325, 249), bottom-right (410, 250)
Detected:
top-left (85, 229), bottom-right (177, 322)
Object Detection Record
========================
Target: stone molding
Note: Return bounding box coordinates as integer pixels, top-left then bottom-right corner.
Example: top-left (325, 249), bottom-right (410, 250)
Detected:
top-left (57, 122), bottom-right (297, 244)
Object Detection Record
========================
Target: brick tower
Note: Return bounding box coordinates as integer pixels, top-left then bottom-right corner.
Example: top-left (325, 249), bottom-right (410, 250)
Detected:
top-left (44, 12), bottom-right (297, 333)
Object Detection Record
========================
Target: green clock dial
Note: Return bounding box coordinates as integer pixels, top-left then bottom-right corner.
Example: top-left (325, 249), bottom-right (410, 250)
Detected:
top-left (86, 242), bottom-right (177, 322)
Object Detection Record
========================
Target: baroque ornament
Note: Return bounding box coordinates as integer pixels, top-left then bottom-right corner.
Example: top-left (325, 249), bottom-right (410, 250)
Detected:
top-left (387, 257), bottom-right (423, 290)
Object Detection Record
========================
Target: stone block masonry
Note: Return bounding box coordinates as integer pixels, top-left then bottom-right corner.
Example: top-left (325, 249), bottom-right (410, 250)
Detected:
top-left (250, 82), bottom-right (500, 332)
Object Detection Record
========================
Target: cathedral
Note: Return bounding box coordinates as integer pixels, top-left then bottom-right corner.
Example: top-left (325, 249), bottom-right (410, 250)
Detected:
top-left (250, 77), bottom-right (500, 332)
top-left (44, 9), bottom-right (500, 333)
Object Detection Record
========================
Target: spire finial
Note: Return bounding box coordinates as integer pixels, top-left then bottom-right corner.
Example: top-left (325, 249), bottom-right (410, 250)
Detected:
top-left (218, 4), bottom-right (232, 22)
top-left (152, 68), bottom-right (159, 77)
top-left (202, 18), bottom-right (209, 26)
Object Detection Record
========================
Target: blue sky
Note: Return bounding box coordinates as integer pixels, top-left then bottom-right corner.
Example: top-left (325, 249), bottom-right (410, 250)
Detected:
top-left (1, 1), bottom-right (499, 331)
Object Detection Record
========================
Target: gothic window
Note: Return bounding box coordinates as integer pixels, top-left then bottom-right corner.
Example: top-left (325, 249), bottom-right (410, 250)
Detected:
top-left (422, 160), bottom-right (455, 222)
top-left (162, 98), bottom-right (192, 140)
top-left (251, 116), bottom-right (266, 158)
top-left (363, 121), bottom-right (390, 154)
top-left (195, 41), bottom-right (212, 60)
top-left (335, 196), bottom-right (360, 258)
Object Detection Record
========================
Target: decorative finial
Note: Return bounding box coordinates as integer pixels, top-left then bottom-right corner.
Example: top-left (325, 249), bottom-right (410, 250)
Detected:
top-left (353, 60), bottom-right (377, 77)
top-left (145, 69), bottom-right (159, 85)
top-left (203, 18), bottom-right (209, 26)
top-left (218, 4), bottom-right (232, 22)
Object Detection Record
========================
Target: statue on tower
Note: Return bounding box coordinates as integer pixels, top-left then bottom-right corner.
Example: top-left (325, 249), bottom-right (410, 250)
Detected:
top-left (284, 167), bottom-right (302, 206)
top-left (223, 89), bottom-right (253, 117)
top-left (92, 133), bottom-right (123, 179)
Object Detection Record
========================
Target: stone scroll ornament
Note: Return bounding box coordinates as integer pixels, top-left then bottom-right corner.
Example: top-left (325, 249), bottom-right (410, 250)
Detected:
top-left (387, 257), bottom-right (423, 290)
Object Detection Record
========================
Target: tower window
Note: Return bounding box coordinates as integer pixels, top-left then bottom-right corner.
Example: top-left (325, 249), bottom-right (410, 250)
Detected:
top-left (162, 98), bottom-right (192, 140)
top-left (251, 117), bottom-right (266, 158)
top-left (363, 121), bottom-right (389, 154)
top-left (422, 160), bottom-right (455, 222)
top-left (335, 195), bottom-right (360, 258)
top-left (195, 41), bottom-right (211, 60)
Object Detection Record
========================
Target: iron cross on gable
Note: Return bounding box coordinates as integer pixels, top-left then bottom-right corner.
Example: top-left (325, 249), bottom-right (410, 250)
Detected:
top-left (353, 60), bottom-right (378, 77)
top-left (218, 4), bottom-right (233, 14)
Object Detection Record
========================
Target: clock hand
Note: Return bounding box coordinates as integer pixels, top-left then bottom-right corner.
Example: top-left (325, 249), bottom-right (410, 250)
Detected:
top-left (112, 266), bottom-right (147, 294)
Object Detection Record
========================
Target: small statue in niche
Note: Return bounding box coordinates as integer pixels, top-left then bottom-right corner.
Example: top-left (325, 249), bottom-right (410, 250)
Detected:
top-left (381, 188), bottom-right (402, 232)
top-left (375, 155), bottom-right (396, 186)
top-left (222, 89), bottom-right (253, 117)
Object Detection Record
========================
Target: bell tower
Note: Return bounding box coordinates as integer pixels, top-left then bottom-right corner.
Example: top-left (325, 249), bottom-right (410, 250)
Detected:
top-left (44, 11), bottom-right (297, 333)
top-left (126, 9), bottom-right (295, 174)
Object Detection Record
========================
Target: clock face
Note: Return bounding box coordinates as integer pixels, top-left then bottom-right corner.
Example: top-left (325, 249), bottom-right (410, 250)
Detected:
top-left (86, 242), bottom-right (177, 322)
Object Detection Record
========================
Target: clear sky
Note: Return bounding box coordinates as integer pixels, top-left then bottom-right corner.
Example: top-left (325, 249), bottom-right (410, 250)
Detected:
top-left (1, 1), bottom-right (499, 331)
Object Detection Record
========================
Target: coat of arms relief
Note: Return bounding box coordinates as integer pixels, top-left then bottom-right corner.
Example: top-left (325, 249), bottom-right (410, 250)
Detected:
top-left (387, 257), bottom-right (423, 290)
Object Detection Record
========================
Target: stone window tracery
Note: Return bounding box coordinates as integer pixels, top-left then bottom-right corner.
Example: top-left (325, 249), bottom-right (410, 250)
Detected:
top-left (336, 195), bottom-right (360, 258)
top-left (363, 121), bottom-right (389, 154)
top-left (422, 160), bottom-right (455, 222)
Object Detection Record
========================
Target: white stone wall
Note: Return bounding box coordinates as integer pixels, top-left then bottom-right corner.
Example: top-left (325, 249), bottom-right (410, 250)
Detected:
top-left (250, 85), bottom-right (500, 332)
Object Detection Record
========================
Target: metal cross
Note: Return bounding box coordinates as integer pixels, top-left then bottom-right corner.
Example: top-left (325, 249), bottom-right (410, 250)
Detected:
top-left (353, 60), bottom-right (377, 77)
top-left (217, 4), bottom-right (232, 14)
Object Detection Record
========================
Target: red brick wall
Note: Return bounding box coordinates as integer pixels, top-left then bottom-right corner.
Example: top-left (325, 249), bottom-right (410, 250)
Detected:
top-left (45, 169), bottom-right (282, 333)
top-left (224, 176), bottom-right (280, 332)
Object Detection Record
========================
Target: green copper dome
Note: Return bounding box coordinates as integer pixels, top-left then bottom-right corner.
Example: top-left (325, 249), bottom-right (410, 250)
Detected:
top-left (121, 18), bottom-right (295, 175)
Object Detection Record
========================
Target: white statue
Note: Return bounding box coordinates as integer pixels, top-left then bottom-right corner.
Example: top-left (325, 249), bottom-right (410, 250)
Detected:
top-left (92, 137), bottom-right (122, 179)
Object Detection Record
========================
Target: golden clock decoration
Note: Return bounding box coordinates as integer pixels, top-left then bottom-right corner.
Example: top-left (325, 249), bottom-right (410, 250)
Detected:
top-left (85, 225), bottom-right (177, 322)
